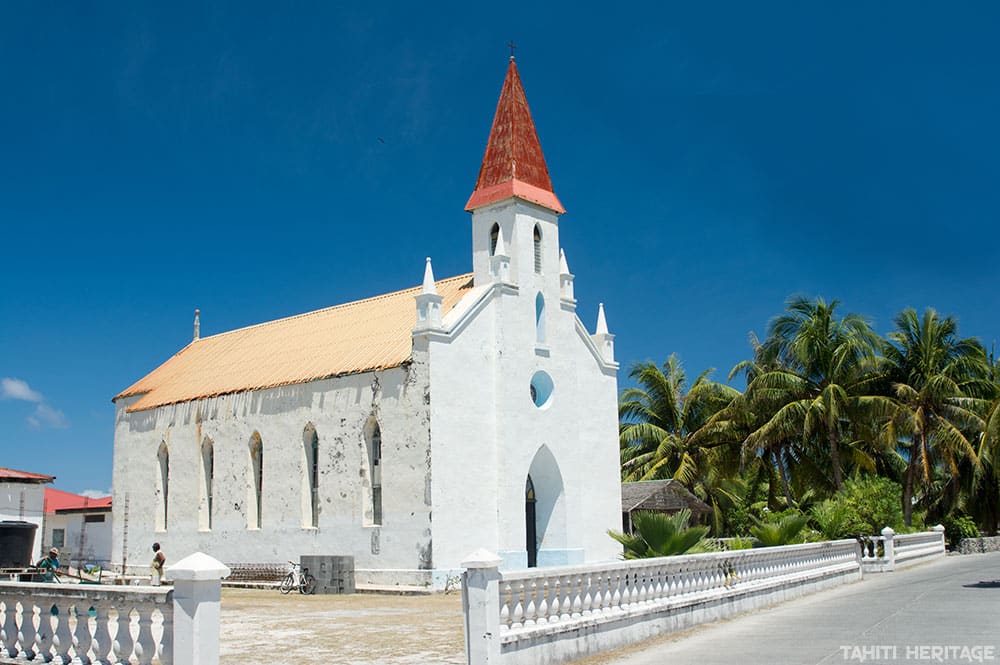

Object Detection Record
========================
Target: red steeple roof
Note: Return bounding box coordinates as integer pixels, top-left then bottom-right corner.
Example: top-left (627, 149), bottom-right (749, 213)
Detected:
top-left (465, 58), bottom-right (565, 214)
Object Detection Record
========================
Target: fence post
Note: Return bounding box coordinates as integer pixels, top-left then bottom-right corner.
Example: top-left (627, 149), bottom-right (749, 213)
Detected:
top-left (167, 552), bottom-right (231, 665)
top-left (881, 527), bottom-right (895, 571)
top-left (462, 549), bottom-right (503, 665)
top-left (932, 524), bottom-right (946, 553)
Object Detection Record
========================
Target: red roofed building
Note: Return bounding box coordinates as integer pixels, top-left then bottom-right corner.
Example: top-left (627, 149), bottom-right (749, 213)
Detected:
top-left (43, 488), bottom-right (113, 567)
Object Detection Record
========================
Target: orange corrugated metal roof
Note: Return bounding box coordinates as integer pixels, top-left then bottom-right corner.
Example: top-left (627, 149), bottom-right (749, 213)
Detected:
top-left (465, 58), bottom-right (565, 214)
top-left (116, 274), bottom-right (474, 412)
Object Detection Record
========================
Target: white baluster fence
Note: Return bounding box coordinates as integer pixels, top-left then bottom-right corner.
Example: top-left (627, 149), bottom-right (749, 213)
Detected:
top-left (462, 527), bottom-right (949, 665)
top-left (0, 551), bottom-right (229, 665)
top-left (0, 583), bottom-right (171, 664)
top-left (859, 526), bottom-right (895, 573)
top-left (462, 540), bottom-right (862, 665)
top-left (859, 525), bottom-right (945, 573)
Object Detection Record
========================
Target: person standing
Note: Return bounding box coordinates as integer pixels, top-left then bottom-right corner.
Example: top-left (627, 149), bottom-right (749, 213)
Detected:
top-left (150, 542), bottom-right (166, 586)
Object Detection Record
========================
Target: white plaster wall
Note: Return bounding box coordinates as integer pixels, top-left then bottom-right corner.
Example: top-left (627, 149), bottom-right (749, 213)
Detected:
top-left (430, 199), bottom-right (622, 571)
top-left (111, 361), bottom-right (433, 576)
top-left (42, 513), bottom-right (67, 554)
top-left (61, 512), bottom-right (113, 566)
top-left (44, 512), bottom-right (113, 566)
top-left (0, 482), bottom-right (46, 561)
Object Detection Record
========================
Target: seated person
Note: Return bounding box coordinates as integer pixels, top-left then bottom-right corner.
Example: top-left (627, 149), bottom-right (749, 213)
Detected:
top-left (35, 547), bottom-right (61, 582)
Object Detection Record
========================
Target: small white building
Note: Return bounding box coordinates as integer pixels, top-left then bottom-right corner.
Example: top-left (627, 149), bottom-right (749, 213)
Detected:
top-left (0, 467), bottom-right (53, 562)
top-left (110, 58), bottom-right (623, 585)
top-left (43, 488), bottom-right (113, 568)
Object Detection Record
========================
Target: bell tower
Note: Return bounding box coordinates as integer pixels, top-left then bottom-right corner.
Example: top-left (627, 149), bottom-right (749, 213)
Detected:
top-left (466, 56), bottom-right (565, 290)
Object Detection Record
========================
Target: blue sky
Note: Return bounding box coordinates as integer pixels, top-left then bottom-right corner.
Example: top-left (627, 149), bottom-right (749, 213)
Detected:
top-left (1, 3), bottom-right (998, 495)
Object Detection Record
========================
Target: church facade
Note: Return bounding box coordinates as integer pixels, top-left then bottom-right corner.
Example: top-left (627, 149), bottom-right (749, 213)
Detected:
top-left (110, 58), bottom-right (623, 586)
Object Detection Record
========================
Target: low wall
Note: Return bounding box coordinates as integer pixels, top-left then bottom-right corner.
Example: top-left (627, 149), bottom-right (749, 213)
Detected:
top-left (893, 528), bottom-right (946, 568)
top-left (0, 551), bottom-right (229, 665)
top-left (860, 526), bottom-right (946, 573)
top-left (463, 540), bottom-right (862, 665)
top-left (958, 536), bottom-right (1000, 554)
top-left (0, 581), bottom-right (173, 664)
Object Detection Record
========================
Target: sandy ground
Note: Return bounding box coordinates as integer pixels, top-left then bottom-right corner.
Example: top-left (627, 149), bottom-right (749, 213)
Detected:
top-left (219, 588), bottom-right (465, 665)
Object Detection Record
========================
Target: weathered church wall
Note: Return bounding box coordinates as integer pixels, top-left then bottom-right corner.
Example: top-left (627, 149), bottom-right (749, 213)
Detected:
top-left (111, 362), bottom-right (434, 582)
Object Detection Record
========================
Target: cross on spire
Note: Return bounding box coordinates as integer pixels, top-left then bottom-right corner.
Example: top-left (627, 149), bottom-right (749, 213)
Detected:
top-left (508, 40), bottom-right (516, 60)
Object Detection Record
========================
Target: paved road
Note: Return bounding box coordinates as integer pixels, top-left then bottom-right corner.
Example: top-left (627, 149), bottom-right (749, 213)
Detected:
top-left (581, 553), bottom-right (1000, 665)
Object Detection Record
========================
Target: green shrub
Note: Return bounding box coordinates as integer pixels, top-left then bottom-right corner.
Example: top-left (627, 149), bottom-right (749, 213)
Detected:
top-left (810, 476), bottom-right (905, 538)
top-left (750, 512), bottom-right (810, 546)
top-left (609, 509), bottom-right (717, 558)
top-left (943, 514), bottom-right (979, 549)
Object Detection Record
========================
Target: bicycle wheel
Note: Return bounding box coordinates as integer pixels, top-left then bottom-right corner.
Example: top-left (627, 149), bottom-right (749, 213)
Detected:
top-left (279, 572), bottom-right (296, 594)
top-left (300, 573), bottom-right (317, 595)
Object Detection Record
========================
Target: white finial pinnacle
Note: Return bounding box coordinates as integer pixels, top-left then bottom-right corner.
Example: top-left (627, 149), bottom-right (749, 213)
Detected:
top-left (494, 227), bottom-right (507, 256)
top-left (422, 257), bottom-right (437, 294)
top-left (559, 248), bottom-right (570, 274)
top-left (596, 303), bottom-right (608, 335)
top-left (193, 309), bottom-right (201, 341)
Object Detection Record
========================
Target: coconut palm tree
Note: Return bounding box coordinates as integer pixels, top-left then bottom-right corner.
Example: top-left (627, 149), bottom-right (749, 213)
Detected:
top-left (619, 355), bottom-right (740, 487)
top-left (740, 296), bottom-right (891, 493)
top-left (883, 308), bottom-right (992, 525)
top-left (957, 350), bottom-right (1000, 533)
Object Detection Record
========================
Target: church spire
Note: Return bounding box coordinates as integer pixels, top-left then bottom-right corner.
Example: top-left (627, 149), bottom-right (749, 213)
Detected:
top-left (465, 58), bottom-right (565, 214)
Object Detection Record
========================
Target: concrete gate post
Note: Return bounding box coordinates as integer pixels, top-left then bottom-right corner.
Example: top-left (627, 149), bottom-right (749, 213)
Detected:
top-left (461, 549), bottom-right (503, 665)
top-left (881, 526), bottom-right (895, 571)
top-left (167, 552), bottom-right (231, 665)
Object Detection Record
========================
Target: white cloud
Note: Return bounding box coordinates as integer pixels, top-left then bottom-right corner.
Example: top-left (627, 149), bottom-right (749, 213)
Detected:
top-left (1, 377), bottom-right (43, 402)
top-left (27, 404), bottom-right (68, 430)
top-left (2, 377), bottom-right (69, 429)
top-left (80, 488), bottom-right (112, 499)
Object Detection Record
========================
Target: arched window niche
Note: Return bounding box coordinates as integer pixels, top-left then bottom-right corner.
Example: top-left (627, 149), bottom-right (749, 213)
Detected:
top-left (490, 223), bottom-right (500, 256)
top-left (302, 424), bottom-right (320, 528)
top-left (155, 442), bottom-right (169, 532)
top-left (248, 432), bottom-right (263, 530)
top-left (533, 225), bottom-right (543, 274)
top-left (199, 437), bottom-right (214, 531)
top-left (364, 418), bottom-right (383, 526)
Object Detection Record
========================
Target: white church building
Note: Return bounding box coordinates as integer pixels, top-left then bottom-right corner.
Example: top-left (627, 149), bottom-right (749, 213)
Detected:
top-left (111, 58), bottom-right (623, 586)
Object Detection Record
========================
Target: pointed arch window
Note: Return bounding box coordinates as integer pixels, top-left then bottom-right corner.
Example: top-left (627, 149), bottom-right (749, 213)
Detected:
top-left (200, 438), bottom-right (214, 530)
top-left (490, 223), bottom-right (500, 256)
top-left (249, 432), bottom-right (263, 529)
top-left (156, 443), bottom-right (169, 531)
top-left (365, 420), bottom-right (383, 526)
top-left (303, 425), bottom-right (320, 528)
top-left (533, 225), bottom-right (542, 273)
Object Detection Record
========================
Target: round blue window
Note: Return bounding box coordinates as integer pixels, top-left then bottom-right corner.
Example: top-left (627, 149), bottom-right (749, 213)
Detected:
top-left (530, 371), bottom-right (554, 409)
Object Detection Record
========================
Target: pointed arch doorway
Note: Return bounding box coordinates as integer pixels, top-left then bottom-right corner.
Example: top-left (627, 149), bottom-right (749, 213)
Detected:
top-left (523, 445), bottom-right (566, 568)
top-left (525, 475), bottom-right (537, 568)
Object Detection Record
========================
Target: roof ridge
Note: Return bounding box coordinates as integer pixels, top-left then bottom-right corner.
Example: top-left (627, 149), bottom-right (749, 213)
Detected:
top-left (193, 272), bottom-right (474, 342)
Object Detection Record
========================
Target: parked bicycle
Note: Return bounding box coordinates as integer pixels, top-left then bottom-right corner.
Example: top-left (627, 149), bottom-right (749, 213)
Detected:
top-left (280, 561), bottom-right (317, 595)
